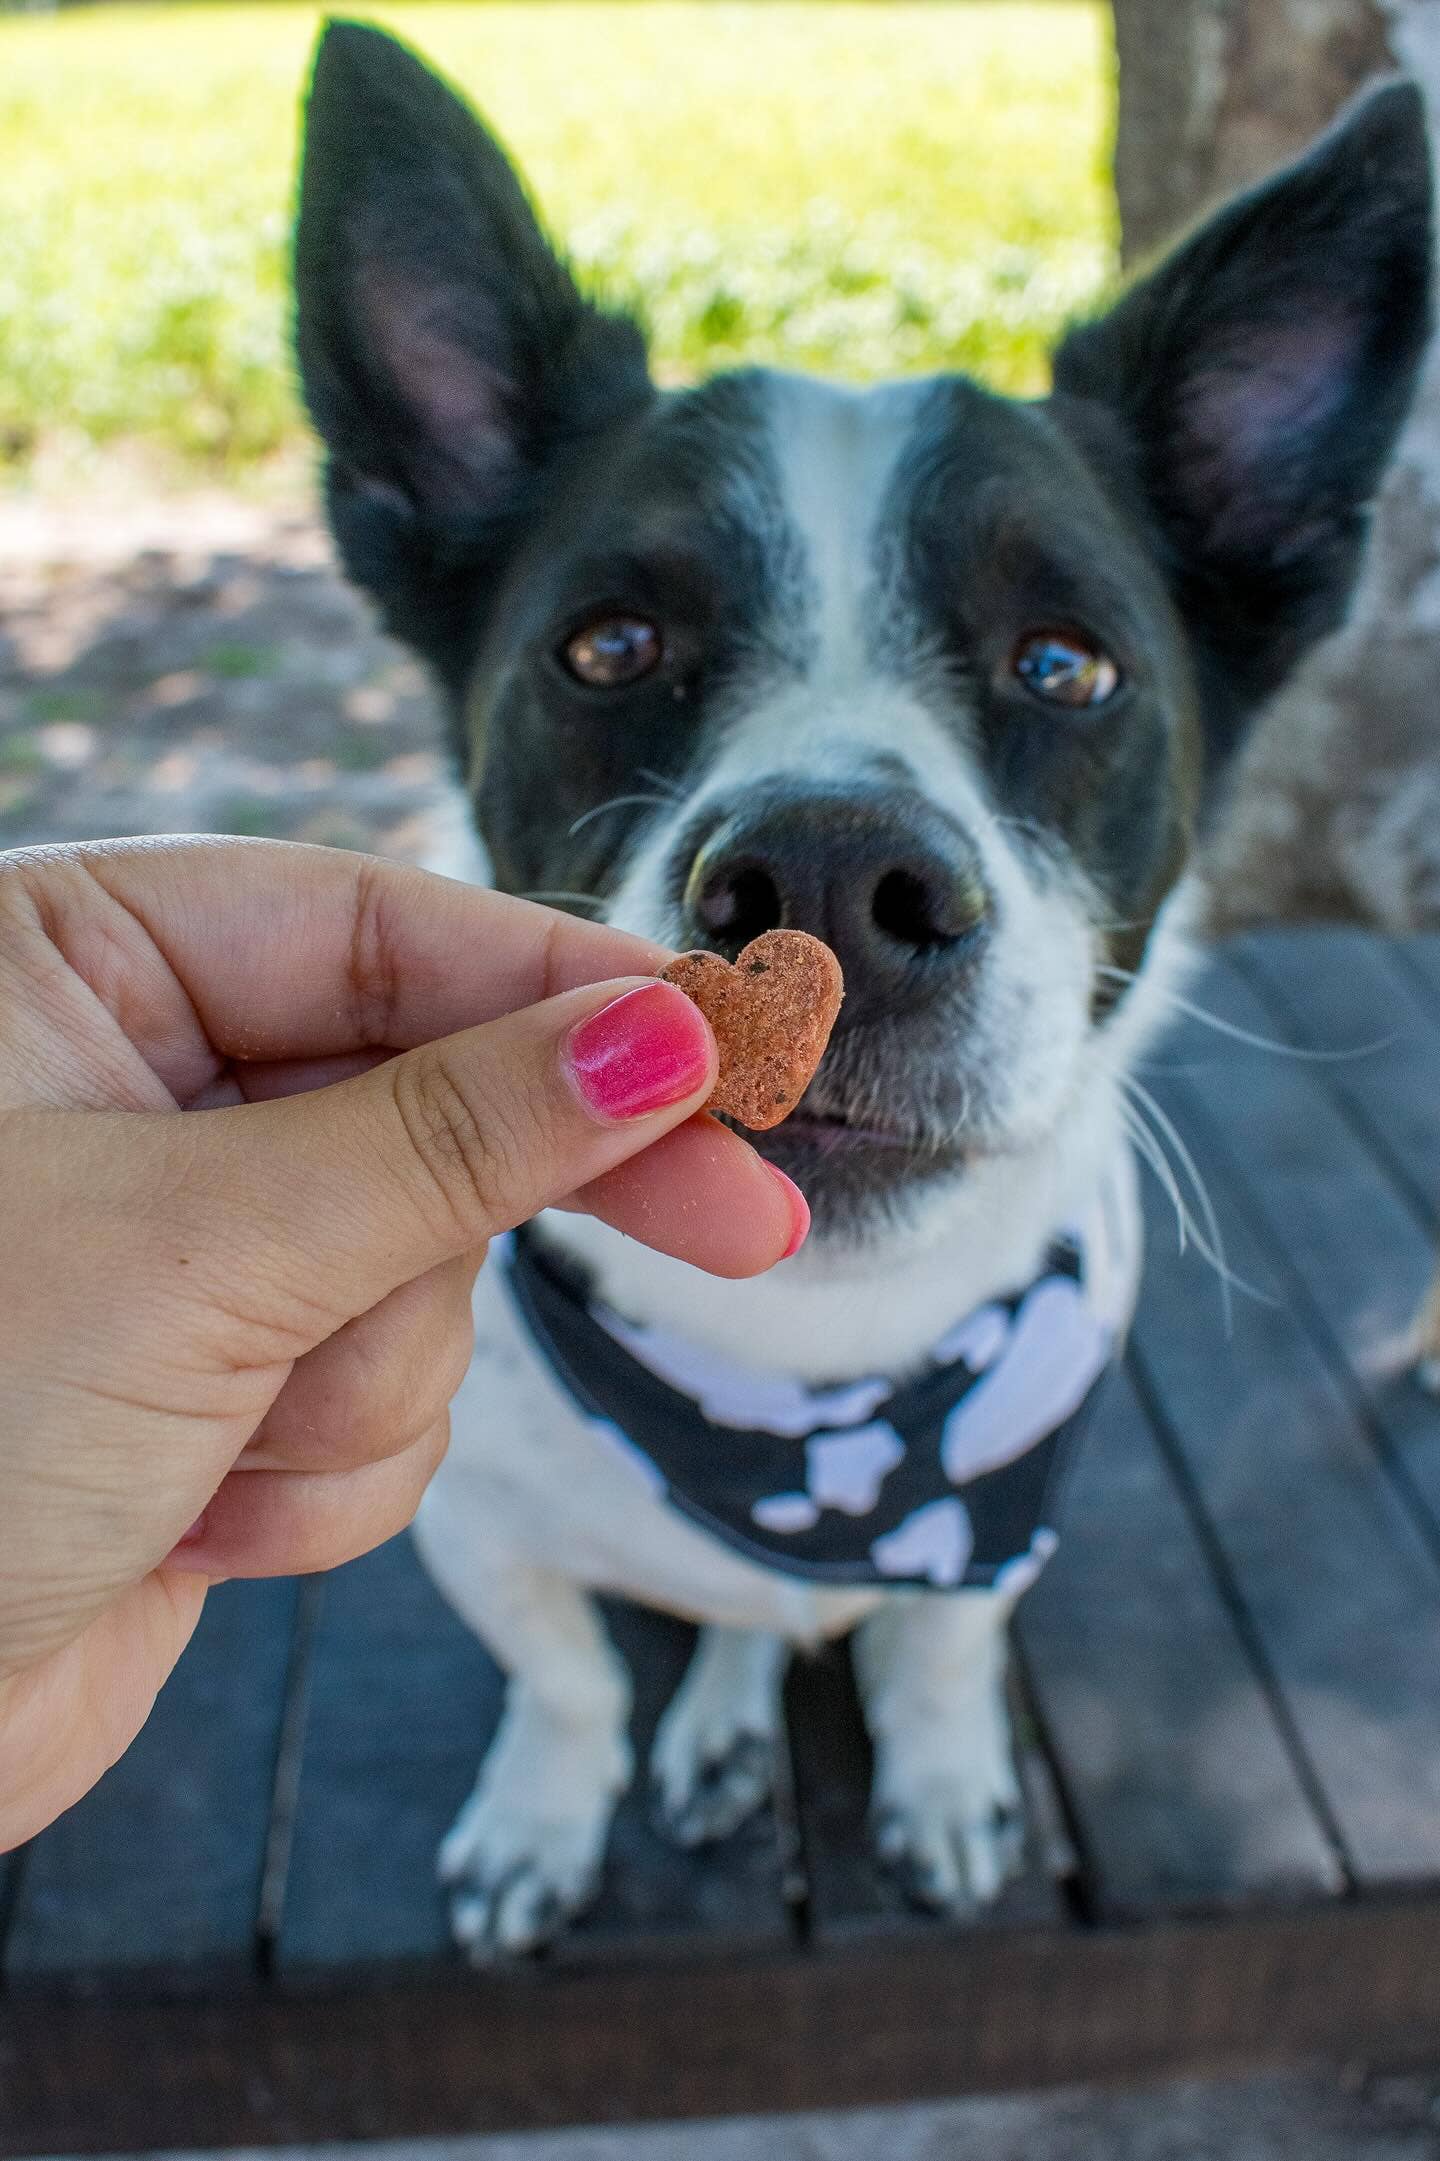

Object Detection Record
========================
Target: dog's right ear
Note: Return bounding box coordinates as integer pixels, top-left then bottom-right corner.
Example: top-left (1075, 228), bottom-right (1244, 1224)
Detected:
top-left (1052, 79), bottom-right (1433, 771)
top-left (294, 21), bottom-right (651, 675)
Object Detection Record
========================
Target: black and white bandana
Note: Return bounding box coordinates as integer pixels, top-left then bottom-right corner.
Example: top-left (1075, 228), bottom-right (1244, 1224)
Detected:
top-left (500, 1210), bottom-right (1116, 1594)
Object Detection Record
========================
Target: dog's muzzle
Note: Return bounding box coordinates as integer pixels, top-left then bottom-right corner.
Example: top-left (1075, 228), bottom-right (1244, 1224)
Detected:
top-left (678, 783), bottom-right (990, 1019)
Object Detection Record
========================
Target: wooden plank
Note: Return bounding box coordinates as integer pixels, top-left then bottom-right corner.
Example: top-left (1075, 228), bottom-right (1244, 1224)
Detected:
top-left (258, 1579), bottom-right (324, 1955)
top-left (1234, 930), bottom-right (1440, 1222)
top-left (6, 1895), bottom-right (1440, 2153)
top-left (276, 1537), bottom-right (791, 1972)
top-left (274, 1533), bottom-right (501, 1971)
top-left (1128, 966), bottom-right (1440, 1889)
top-left (784, 1633), bottom-right (1063, 1944)
top-left (4, 1578), bottom-right (296, 1988)
top-left (1017, 1368), bottom-right (1341, 1919)
top-left (1388, 930), bottom-right (1440, 1015)
top-left (573, 1601), bottom-right (794, 1960)
top-left (0, 1852), bottom-right (23, 1970)
top-left (1222, 931), bottom-right (1440, 1542)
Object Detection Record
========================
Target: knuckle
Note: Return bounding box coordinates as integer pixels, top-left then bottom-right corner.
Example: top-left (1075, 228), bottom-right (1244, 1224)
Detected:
top-left (333, 1368), bottom-right (459, 1475)
top-left (438, 1320), bottom-right (475, 1407)
top-left (317, 1393), bottom-right (406, 1472)
top-left (390, 1047), bottom-right (535, 1240)
top-left (345, 856), bottom-right (403, 1045)
top-left (416, 1413), bottom-right (451, 1483)
top-left (324, 1336), bottom-right (428, 1467)
top-left (250, 1364), bottom-right (393, 1473)
top-left (368, 1298), bottom-right (473, 1441)
top-left (350, 1438), bottom-right (446, 1561)
top-left (257, 1280), bottom-right (474, 1472)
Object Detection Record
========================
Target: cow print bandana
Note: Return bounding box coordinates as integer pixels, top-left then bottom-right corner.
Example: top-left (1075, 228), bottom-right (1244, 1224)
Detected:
top-left (501, 1216), bottom-right (1116, 1593)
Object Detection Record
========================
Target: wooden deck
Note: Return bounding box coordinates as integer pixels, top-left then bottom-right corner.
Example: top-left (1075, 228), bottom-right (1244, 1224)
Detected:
top-left (4, 929), bottom-right (1440, 2153)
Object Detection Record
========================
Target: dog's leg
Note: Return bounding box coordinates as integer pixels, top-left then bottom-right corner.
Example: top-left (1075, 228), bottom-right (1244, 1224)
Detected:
top-left (854, 1588), bottom-right (1023, 1913)
top-left (650, 1626), bottom-right (789, 1848)
top-left (426, 1544), bottom-right (633, 1960)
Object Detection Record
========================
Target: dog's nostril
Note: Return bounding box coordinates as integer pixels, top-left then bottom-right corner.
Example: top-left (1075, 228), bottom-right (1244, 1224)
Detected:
top-left (695, 864), bottom-right (783, 947)
top-left (870, 866), bottom-right (975, 951)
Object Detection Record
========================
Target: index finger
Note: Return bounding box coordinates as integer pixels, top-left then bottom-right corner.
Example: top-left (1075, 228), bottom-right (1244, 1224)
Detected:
top-left (7, 836), bottom-right (668, 1073)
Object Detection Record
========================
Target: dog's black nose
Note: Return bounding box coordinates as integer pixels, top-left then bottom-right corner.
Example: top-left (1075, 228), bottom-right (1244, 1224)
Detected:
top-left (680, 787), bottom-right (989, 1010)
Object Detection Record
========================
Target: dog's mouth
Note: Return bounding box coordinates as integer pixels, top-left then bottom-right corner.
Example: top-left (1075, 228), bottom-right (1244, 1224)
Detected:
top-left (736, 1083), bottom-right (974, 1228)
top-left (768, 1106), bottom-right (959, 1159)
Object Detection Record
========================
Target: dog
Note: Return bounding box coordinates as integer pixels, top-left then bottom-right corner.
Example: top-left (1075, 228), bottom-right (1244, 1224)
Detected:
top-left (293, 21), bottom-right (1433, 1958)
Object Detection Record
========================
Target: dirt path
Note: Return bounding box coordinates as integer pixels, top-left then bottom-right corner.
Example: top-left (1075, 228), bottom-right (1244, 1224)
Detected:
top-left (0, 494), bottom-right (452, 864)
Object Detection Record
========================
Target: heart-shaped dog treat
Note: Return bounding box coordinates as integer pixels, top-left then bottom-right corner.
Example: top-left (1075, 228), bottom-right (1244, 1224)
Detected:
top-left (661, 929), bottom-right (844, 1131)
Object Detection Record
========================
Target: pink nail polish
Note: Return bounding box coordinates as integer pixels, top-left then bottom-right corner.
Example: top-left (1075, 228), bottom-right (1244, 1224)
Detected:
top-left (764, 1163), bottom-right (811, 1259)
top-left (565, 983), bottom-right (714, 1122)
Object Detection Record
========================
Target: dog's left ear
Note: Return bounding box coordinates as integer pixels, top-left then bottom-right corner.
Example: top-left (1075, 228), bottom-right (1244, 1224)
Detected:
top-left (1054, 79), bottom-right (1434, 761)
top-left (293, 20), bottom-right (652, 687)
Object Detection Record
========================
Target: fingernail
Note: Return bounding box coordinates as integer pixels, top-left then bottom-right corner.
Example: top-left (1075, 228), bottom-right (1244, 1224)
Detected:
top-left (764, 1163), bottom-right (811, 1259)
top-left (565, 983), bottom-right (714, 1122)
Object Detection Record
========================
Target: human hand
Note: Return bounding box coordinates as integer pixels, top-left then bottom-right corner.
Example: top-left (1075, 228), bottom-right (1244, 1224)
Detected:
top-left (0, 837), bottom-right (805, 1848)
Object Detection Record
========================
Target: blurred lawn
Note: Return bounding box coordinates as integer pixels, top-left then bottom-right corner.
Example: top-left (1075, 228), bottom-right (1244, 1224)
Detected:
top-left (0, 2), bottom-right (1117, 481)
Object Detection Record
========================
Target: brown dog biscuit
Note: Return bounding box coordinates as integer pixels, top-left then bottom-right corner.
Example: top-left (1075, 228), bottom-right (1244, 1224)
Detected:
top-left (660, 929), bottom-right (844, 1131)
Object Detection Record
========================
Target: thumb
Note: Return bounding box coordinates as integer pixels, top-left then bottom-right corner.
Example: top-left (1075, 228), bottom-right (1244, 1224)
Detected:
top-left (176, 976), bottom-right (718, 1329)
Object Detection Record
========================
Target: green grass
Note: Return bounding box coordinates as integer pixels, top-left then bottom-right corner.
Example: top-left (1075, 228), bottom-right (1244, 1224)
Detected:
top-left (202, 640), bottom-right (279, 679)
top-left (0, 2), bottom-right (1118, 480)
top-left (24, 687), bottom-right (104, 726)
top-left (0, 734), bottom-right (47, 778)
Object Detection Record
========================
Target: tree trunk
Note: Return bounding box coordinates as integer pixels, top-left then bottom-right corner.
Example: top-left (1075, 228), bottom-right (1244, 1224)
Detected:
top-left (1112, 0), bottom-right (1440, 933)
top-left (1112, 0), bottom-right (1393, 266)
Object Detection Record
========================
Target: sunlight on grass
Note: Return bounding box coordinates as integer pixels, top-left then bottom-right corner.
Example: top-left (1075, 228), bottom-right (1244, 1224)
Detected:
top-left (0, 2), bottom-right (1117, 478)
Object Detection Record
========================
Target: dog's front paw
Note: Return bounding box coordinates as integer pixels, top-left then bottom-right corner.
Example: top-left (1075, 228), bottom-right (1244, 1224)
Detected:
top-left (871, 1714), bottom-right (1025, 1914)
top-left (440, 1786), bottom-right (611, 1960)
top-left (439, 1709), bottom-right (628, 1961)
top-left (653, 1725), bottom-right (775, 1850)
top-left (874, 1775), bottom-right (1025, 1913)
top-left (650, 1627), bottom-right (785, 1849)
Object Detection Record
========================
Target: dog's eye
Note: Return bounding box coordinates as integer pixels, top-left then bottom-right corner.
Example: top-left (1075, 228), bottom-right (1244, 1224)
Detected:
top-left (1012, 630), bottom-right (1120, 709)
top-left (561, 615), bottom-right (663, 689)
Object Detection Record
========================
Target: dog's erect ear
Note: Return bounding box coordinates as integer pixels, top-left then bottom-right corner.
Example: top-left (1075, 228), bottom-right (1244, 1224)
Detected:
top-left (296, 19), bottom-right (650, 517)
top-left (1054, 79), bottom-right (1433, 757)
top-left (294, 21), bottom-right (651, 679)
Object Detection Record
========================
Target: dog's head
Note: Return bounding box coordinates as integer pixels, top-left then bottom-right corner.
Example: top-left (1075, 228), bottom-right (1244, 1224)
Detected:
top-left (295, 23), bottom-right (1432, 1243)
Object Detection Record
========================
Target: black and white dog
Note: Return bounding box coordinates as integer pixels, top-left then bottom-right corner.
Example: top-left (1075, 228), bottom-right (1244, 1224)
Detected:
top-left (294, 21), bottom-right (1432, 1957)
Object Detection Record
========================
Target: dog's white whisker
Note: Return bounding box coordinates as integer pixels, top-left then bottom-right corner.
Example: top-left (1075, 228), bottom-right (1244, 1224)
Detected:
top-left (520, 888), bottom-right (607, 910)
top-left (1122, 1076), bottom-right (1271, 1329)
top-left (1118, 1095), bottom-right (1261, 1324)
top-left (1096, 964), bottom-right (1394, 1064)
top-left (567, 794), bottom-right (674, 839)
top-left (1120, 1099), bottom-right (1192, 1259)
top-left (636, 767), bottom-right (688, 804)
